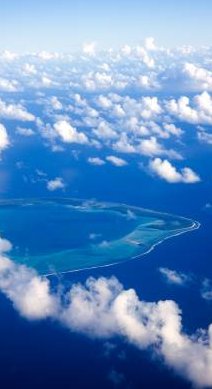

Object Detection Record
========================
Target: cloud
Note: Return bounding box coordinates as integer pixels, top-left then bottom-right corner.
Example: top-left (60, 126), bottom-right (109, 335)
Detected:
top-left (0, 50), bottom-right (18, 61)
top-left (88, 157), bottom-right (105, 166)
top-left (184, 63), bottom-right (212, 90)
top-left (0, 249), bottom-right (212, 388)
top-left (0, 99), bottom-right (35, 121)
top-left (120, 44), bottom-right (131, 56)
top-left (144, 37), bottom-right (157, 51)
top-left (0, 236), bottom-right (12, 253)
top-left (113, 134), bottom-right (136, 153)
top-left (135, 46), bottom-right (155, 68)
top-left (138, 136), bottom-right (181, 159)
top-left (106, 155), bottom-right (128, 167)
top-left (37, 51), bottom-right (59, 61)
top-left (1, 48), bottom-right (212, 182)
top-left (0, 124), bottom-right (10, 152)
top-left (23, 63), bottom-right (37, 75)
top-left (93, 121), bottom-right (117, 140)
top-left (197, 127), bottom-right (212, 145)
top-left (159, 267), bottom-right (191, 285)
top-left (54, 120), bottom-right (89, 144)
top-left (140, 96), bottom-right (162, 118)
top-left (41, 75), bottom-right (53, 87)
top-left (82, 42), bottom-right (96, 56)
top-left (108, 369), bottom-right (125, 386)
top-left (163, 123), bottom-right (183, 137)
top-left (46, 177), bottom-right (65, 191)
top-left (82, 71), bottom-right (114, 91)
top-left (112, 104), bottom-right (125, 118)
top-left (138, 74), bottom-right (160, 90)
top-left (50, 96), bottom-right (63, 110)
top-left (149, 158), bottom-right (201, 183)
top-left (0, 257), bottom-right (58, 320)
top-left (0, 78), bottom-right (19, 92)
top-left (166, 92), bottom-right (212, 125)
top-left (201, 279), bottom-right (212, 301)
top-left (0, 237), bottom-right (58, 320)
top-left (96, 95), bottom-right (113, 109)
top-left (16, 126), bottom-right (35, 137)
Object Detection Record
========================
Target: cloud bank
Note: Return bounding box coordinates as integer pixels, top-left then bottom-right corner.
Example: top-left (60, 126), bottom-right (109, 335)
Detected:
top-left (1, 44), bottom-right (212, 185)
top-left (0, 238), bottom-right (211, 388)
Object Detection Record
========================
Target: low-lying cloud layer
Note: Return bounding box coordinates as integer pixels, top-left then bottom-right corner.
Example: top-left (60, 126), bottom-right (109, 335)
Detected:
top-left (0, 237), bottom-right (211, 388)
top-left (1, 41), bottom-right (212, 187)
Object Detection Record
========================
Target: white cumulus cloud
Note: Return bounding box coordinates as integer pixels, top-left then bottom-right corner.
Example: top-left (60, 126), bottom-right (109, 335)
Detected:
top-left (0, 99), bottom-right (35, 121)
top-left (0, 124), bottom-right (10, 152)
top-left (149, 158), bottom-right (200, 183)
top-left (54, 120), bottom-right (89, 144)
top-left (47, 177), bottom-right (65, 191)
top-left (88, 157), bottom-right (105, 166)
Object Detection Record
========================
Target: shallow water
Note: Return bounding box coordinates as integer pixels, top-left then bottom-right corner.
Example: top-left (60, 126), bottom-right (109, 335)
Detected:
top-left (0, 198), bottom-right (198, 274)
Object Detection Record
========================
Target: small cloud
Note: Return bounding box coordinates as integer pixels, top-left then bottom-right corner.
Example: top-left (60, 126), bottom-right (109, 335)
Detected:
top-left (159, 267), bottom-right (191, 285)
top-left (82, 42), bottom-right (96, 56)
top-left (54, 120), bottom-right (89, 144)
top-left (88, 157), bottom-right (105, 166)
top-left (0, 124), bottom-right (10, 152)
top-left (144, 37), bottom-right (156, 51)
top-left (41, 75), bottom-right (53, 87)
top-left (197, 126), bottom-right (212, 145)
top-left (106, 155), bottom-right (127, 167)
top-left (16, 126), bottom-right (35, 137)
top-left (1, 50), bottom-right (18, 61)
top-left (201, 279), bottom-right (212, 301)
top-left (0, 78), bottom-right (19, 92)
top-left (93, 121), bottom-right (117, 140)
top-left (50, 96), bottom-right (63, 110)
top-left (96, 95), bottom-right (112, 109)
top-left (0, 99), bottom-right (35, 121)
top-left (89, 233), bottom-right (102, 240)
top-left (37, 51), bottom-right (59, 61)
top-left (0, 236), bottom-right (12, 253)
top-left (23, 63), bottom-right (37, 75)
top-left (103, 341), bottom-right (117, 358)
top-left (138, 136), bottom-right (181, 159)
top-left (183, 63), bottom-right (212, 91)
top-left (47, 177), bottom-right (65, 191)
top-left (113, 134), bottom-right (136, 154)
top-left (108, 369), bottom-right (125, 387)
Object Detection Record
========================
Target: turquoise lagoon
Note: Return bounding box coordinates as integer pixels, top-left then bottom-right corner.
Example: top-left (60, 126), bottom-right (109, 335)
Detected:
top-left (0, 199), bottom-right (199, 274)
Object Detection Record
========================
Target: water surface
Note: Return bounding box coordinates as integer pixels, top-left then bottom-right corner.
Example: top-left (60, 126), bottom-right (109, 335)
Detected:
top-left (0, 198), bottom-right (198, 274)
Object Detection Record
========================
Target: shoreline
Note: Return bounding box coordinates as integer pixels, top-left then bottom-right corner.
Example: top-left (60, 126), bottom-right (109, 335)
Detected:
top-left (0, 198), bottom-right (200, 277)
top-left (45, 220), bottom-right (201, 278)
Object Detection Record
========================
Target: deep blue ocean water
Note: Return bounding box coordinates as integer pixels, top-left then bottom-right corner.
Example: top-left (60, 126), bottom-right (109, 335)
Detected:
top-left (0, 94), bottom-right (211, 388)
top-left (0, 206), bottom-right (210, 389)
top-left (0, 183), bottom-right (210, 389)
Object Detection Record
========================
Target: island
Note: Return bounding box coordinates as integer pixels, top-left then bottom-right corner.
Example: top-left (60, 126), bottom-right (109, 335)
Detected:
top-left (0, 198), bottom-right (200, 274)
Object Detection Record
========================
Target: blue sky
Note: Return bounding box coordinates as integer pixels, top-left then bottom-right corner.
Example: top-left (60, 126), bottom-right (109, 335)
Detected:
top-left (0, 0), bottom-right (212, 52)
